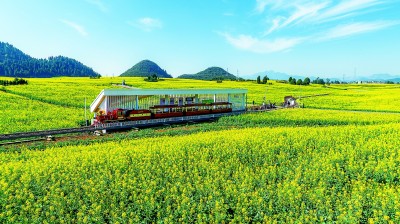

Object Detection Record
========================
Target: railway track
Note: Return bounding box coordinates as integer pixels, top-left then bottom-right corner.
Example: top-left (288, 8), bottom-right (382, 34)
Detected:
top-left (0, 126), bottom-right (96, 141)
top-left (0, 111), bottom-right (246, 142)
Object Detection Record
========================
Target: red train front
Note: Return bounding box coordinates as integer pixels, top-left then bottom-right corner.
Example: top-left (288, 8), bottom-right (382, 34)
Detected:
top-left (94, 102), bottom-right (232, 124)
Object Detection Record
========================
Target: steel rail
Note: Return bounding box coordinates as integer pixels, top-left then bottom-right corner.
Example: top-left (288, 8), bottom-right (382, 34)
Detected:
top-left (0, 111), bottom-right (245, 141)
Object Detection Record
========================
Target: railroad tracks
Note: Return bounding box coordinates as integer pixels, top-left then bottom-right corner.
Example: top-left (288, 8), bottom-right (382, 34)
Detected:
top-left (0, 126), bottom-right (95, 141)
top-left (0, 111), bottom-right (246, 143)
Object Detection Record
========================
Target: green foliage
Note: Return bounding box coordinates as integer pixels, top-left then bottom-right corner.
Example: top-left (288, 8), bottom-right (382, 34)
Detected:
top-left (0, 42), bottom-right (100, 78)
top-left (0, 78), bottom-right (28, 86)
top-left (296, 79), bottom-right (303, 85)
top-left (312, 77), bottom-right (326, 85)
top-left (89, 74), bottom-right (102, 79)
top-left (120, 60), bottom-right (172, 78)
top-left (256, 75), bottom-right (261, 84)
top-left (303, 77), bottom-right (310, 85)
top-left (262, 75), bottom-right (269, 84)
top-left (178, 67), bottom-right (236, 81)
top-left (145, 74), bottom-right (159, 82)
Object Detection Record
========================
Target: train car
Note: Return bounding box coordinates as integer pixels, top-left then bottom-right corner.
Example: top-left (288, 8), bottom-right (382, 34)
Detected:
top-left (210, 102), bottom-right (232, 114)
top-left (91, 89), bottom-right (248, 124)
top-left (149, 105), bottom-right (184, 119)
top-left (184, 103), bottom-right (211, 116)
top-left (95, 108), bottom-right (151, 123)
top-left (125, 109), bottom-right (152, 121)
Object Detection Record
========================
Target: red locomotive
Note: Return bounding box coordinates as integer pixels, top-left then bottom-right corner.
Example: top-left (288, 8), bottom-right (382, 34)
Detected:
top-left (95, 102), bottom-right (232, 123)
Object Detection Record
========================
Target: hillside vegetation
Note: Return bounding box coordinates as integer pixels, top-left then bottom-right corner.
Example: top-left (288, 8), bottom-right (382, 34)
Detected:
top-left (0, 42), bottom-right (99, 78)
top-left (178, 67), bottom-right (237, 80)
top-left (120, 60), bottom-right (172, 78)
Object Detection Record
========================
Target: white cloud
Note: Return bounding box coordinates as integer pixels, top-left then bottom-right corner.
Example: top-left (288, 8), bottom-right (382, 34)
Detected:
top-left (282, 2), bottom-right (329, 27)
top-left (255, 0), bottom-right (270, 13)
top-left (319, 21), bottom-right (399, 41)
top-left (223, 0), bottom-right (396, 54)
top-left (129, 17), bottom-right (163, 32)
top-left (317, 0), bottom-right (383, 22)
top-left (221, 33), bottom-right (304, 53)
top-left (264, 17), bottom-right (283, 36)
top-left (85, 0), bottom-right (108, 13)
top-left (60, 20), bottom-right (88, 37)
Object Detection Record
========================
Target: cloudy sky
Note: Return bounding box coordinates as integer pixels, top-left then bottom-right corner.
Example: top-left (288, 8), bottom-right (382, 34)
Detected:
top-left (1, 0), bottom-right (399, 78)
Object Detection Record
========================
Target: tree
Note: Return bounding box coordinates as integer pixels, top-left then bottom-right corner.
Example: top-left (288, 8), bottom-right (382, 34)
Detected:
top-left (326, 78), bottom-right (330, 85)
top-left (145, 73), bottom-right (159, 82)
top-left (262, 75), bottom-right (269, 84)
top-left (296, 79), bottom-right (303, 85)
top-left (288, 77), bottom-right (293, 83)
top-left (290, 78), bottom-right (297, 85)
top-left (257, 76), bottom-right (261, 84)
top-left (317, 78), bottom-right (325, 85)
top-left (303, 77), bottom-right (310, 85)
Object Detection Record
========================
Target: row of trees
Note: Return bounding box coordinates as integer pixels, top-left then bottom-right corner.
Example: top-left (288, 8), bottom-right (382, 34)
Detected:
top-left (0, 78), bottom-right (28, 86)
top-left (288, 77), bottom-right (345, 85)
top-left (256, 75), bottom-right (269, 84)
top-left (288, 77), bottom-right (311, 85)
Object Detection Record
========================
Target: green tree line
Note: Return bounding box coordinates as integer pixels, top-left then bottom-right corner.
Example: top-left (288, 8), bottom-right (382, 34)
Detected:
top-left (0, 42), bottom-right (99, 78)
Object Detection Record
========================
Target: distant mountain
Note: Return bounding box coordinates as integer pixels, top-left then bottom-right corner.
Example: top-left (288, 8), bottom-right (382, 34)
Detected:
top-left (178, 67), bottom-right (237, 80)
top-left (120, 60), bottom-right (172, 78)
top-left (246, 70), bottom-right (400, 83)
top-left (356, 74), bottom-right (400, 82)
top-left (388, 77), bottom-right (400, 83)
top-left (0, 42), bottom-right (100, 78)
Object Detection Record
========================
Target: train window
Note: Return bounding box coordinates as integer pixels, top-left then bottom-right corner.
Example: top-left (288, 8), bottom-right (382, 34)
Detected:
top-left (186, 97), bottom-right (193, 104)
top-left (179, 97), bottom-right (183, 106)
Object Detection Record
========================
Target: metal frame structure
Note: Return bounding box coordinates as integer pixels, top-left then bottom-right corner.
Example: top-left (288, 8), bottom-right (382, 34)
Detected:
top-left (90, 89), bottom-right (248, 114)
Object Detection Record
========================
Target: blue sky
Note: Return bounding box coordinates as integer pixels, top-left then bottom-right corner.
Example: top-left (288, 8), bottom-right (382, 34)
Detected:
top-left (1, 0), bottom-right (399, 78)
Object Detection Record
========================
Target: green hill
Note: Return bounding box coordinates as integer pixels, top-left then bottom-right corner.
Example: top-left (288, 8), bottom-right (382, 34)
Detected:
top-left (178, 67), bottom-right (237, 80)
top-left (120, 60), bottom-right (172, 78)
top-left (0, 42), bottom-right (100, 78)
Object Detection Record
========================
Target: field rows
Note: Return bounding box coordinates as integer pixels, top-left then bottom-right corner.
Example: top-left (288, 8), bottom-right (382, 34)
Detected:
top-left (1, 77), bottom-right (400, 134)
top-left (1, 123), bottom-right (400, 222)
top-left (0, 91), bottom-right (85, 134)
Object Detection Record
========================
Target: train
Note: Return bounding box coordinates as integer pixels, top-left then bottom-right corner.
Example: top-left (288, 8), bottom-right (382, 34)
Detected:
top-left (94, 101), bottom-right (233, 123)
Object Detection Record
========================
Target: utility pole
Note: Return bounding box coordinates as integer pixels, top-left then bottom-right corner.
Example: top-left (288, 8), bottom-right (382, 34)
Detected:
top-left (354, 67), bottom-right (357, 82)
top-left (84, 97), bottom-right (87, 126)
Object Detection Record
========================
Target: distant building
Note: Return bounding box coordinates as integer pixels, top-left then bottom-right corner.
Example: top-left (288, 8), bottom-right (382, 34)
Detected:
top-left (284, 96), bottom-right (297, 107)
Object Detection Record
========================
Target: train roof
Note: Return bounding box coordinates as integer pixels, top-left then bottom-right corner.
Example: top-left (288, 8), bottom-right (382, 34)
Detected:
top-left (90, 88), bottom-right (247, 112)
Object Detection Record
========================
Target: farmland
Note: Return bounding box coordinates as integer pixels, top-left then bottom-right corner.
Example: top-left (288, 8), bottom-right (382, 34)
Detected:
top-left (1, 77), bottom-right (400, 222)
top-left (1, 77), bottom-right (400, 134)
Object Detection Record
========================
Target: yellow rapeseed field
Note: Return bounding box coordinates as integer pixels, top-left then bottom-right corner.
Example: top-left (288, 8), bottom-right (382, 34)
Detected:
top-left (1, 121), bottom-right (400, 222)
top-left (1, 77), bottom-right (400, 222)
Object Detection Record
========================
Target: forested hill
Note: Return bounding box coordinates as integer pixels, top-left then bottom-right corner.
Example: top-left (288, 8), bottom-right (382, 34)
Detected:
top-left (120, 60), bottom-right (172, 78)
top-left (178, 67), bottom-right (237, 80)
top-left (0, 42), bottom-right (100, 78)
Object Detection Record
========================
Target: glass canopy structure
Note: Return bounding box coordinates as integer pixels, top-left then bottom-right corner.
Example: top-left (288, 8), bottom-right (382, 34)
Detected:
top-left (90, 89), bottom-right (248, 114)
